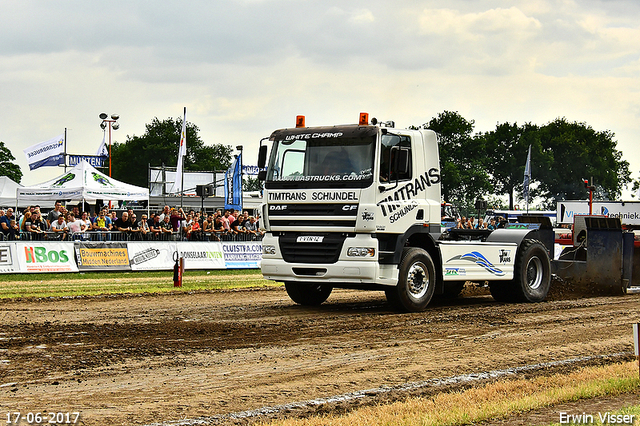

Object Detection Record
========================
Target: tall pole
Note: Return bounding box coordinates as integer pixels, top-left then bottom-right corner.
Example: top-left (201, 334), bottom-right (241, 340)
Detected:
top-left (108, 122), bottom-right (112, 177)
top-left (64, 127), bottom-right (68, 173)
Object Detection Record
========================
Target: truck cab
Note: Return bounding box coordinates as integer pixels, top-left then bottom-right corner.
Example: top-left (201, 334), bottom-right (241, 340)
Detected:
top-left (258, 114), bottom-right (552, 311)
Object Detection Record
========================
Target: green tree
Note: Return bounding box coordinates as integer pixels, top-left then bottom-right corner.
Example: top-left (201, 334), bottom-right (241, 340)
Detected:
top-left (243, 176), bottom-right (263, 192)
top-left (477, 122), bottom-right (540, 209)
top-left (424, 111), bottom-right (491, 209)
top-left (0, 141), bottom-right (23, 183)
top-left (110, 117), bottom-right (233, 188)
top-left (534, 118), bottom-right (631, 208)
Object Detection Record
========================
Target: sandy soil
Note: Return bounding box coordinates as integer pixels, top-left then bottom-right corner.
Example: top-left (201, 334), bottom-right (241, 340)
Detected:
top-left (1, 283), bottom-right (639, 425)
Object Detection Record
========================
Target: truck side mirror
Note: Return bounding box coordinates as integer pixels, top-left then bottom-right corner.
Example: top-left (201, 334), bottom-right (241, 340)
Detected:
top-left (257, 145), bottom-right (268, 168)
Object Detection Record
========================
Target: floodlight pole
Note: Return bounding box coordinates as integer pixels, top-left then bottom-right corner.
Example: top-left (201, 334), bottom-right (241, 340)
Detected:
top-left (99, 113), bottom-right (120, 177)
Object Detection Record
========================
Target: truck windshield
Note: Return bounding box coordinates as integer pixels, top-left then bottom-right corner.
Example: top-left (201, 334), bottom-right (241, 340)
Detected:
top-left (265, 126), bottom-right (376, 189)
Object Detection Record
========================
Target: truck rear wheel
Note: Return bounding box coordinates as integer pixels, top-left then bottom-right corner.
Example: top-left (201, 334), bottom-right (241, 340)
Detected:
top-left (284, 282), bottom-right (333, 306)
top-left (512, 239), bottom-right (551, 302)
top-left (387, 247), bottom-right (436, 312)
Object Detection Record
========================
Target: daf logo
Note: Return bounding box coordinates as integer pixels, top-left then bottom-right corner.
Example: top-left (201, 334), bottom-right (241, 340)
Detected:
top-left (342, 205), bottom-right (358, 211)
top-left (269, 205), bottom-right (288, 211)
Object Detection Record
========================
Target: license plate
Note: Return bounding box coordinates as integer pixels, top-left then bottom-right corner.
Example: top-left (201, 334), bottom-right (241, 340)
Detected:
top-left (297, 236), bottom-right (324, 243)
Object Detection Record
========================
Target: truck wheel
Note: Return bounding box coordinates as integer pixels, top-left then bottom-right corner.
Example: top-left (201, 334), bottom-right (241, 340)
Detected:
top-left (284, 282), bottom-right (333, 306)
top-left (512, 239), bottom-right (551, 302)
top-left (387, 247), bottom-right (436, 312)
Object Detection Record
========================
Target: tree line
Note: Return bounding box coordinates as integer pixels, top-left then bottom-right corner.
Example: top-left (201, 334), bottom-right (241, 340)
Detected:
top-left (0, 111), bottom-right (634, 207)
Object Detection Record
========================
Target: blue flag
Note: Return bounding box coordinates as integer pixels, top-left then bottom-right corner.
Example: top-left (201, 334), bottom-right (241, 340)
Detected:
top-left (224, 153), bottom-right (242, 211)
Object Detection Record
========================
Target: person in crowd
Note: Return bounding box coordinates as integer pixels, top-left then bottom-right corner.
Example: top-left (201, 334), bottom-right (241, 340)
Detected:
top-left (468, 216), bottom-right (476, 229)
top-left (49, 214), bottom-right (69, 240)
top-left (127, 213), bottom-right (141, 240)
top-left (20, 211), bottom-right (32, 239)
top-left (7, 219), bottom-right (19, 240)
top-left (456, 216), bottom-right (466, 229)
top-left (149, 214), bottom-right (163, 239)
top-left (212, 215), bottom-right (226, 241)
top-left (159, 214), bottom-right (174, 239)
top-left (170, 208), bottom-right (184, 233)
top-left (46, 201), bottom-right (63, 227)
top-left (189, 214), bottom-right (201, 240)
top-left (202, 213), bottom-right (214, 241)
top-left (66, 213), bottom-right (87, 240)
top-left (113, 211), bottom-right (132, 239)
top-left (244, 216), bottom-right (263, 239)
top-left (231, 215), bottom-right (247, 238)
top-left (30, 211), bottom-right (46, 240)
top-left (146, 212), bottom-right (156, 230)
top-left (93, 210), bottom-right (110, 232)
top-left (138, 214), bottom-right (150, 240)
top-left (0, 208), bottom-right (15, 239)
top-left (487, 218), bottom-right (497, 230)
top-left (476, 217), bottom-right (486, 229)
top-left (158, 205), bottom-right (171, 221)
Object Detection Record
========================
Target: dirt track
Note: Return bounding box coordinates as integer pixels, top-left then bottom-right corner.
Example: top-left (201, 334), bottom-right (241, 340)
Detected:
top-left (1, 284), bottom-right (639, 425)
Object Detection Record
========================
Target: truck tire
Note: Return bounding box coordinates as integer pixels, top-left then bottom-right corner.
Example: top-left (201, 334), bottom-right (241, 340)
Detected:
top-left (387, 247), bottom-right (436, 312)
top-left (512, 239), bottom-right (551, 302)
top-left (284, 282), bottom-right (333, 306)
top-left (488, 280), bottom-right (513, 302)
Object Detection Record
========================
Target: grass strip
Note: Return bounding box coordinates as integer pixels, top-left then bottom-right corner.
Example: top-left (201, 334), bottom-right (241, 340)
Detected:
top-left (0, 269), bottom-right (279, 299)
top-left (259, 362), bottom-right (639, 426)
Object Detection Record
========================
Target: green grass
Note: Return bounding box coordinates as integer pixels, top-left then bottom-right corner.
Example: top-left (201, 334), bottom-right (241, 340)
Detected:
top-left (0, 269), bottom-right (280, 299)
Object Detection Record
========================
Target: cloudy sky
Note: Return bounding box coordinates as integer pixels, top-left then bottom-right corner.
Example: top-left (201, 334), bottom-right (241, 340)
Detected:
top-left (1, 0), bottom-right (639, 196)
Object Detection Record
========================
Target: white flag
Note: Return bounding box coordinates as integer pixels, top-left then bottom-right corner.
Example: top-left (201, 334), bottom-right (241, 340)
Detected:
top-left (523, 144), bottom-right (532, 203)
top-left (171, 107), bottom-right (187, 194)
top-left (96, 131), bottom-right (108, 157)
top-left (23, 134), bottom-right (65, 170)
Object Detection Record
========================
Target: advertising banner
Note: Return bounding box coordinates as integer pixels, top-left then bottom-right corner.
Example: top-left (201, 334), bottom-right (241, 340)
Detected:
top-left (74, 242), bottom-right (131, 271)
top-left (128, 242), bottom-right (177, 271)
top-left (178, 241), bottom-right (225, 270)
top-left (23, 134), bottom-right (65, 171)
top-left (557, 201), bottom-right (640, 225)
top-left (68, 155), bottom-right (106, 168)
top-left (222, 242), bottom-right (262, 268)
top-left (224, 153), bottom-right (242, 211)
top-left (16, 242), bottom-right (78, 273)
top-left (0, 243), bottom-right (18, 273)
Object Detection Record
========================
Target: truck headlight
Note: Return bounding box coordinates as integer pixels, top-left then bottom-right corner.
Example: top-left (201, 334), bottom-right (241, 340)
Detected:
top-left (263, 245), bottom-right (277, 255)
top-left (347, 247), bottom-right (375, 257)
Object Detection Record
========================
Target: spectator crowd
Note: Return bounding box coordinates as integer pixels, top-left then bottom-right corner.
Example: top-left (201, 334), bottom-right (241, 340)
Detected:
top-left (0, 203), bottom-right (264, 242)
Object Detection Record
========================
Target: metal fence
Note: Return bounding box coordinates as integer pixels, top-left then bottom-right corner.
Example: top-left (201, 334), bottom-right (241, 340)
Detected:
top-left (4, 230), bottom-right (264, 242)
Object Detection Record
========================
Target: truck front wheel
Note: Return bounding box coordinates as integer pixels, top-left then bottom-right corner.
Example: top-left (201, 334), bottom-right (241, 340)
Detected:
top-left (387, 247), bottom-right (436, 312)
top-left (284, 282), bottom-right (333, 306)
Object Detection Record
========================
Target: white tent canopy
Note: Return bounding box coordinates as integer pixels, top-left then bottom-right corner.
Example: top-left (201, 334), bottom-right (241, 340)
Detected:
top-left (17, 160), bottom-right (149, 204)
top-left (0, 176), bottom-right (23, 207)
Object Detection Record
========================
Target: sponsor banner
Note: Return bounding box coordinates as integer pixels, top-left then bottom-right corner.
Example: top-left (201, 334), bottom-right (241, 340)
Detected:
top-left (0, 243), bottom-right (18, 273)
top-left (557, 201), bottom-right (640, 225)
top-left (23, 134), bottom-right (65, 171)
top-left (16, 242), bottom-right (77, 273)
top-left (75, 242), bottom-right (131, 271)
top-left (128, 242), bottom-right (177, 271)
top-left (224, 153), bottom-right (242, 210)
top-left (68, 155), bottom-right (107, 168)
top-left (178, 241), bottom-right (225, 270)
top-left (222, 242), bottom-right (262, 268)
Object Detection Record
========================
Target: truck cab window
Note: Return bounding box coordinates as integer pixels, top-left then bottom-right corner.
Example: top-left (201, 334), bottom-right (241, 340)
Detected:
top-left (380, 134), bottom-right (411, 183)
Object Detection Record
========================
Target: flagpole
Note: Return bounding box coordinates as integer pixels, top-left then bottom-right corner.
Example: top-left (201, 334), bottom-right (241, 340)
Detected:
top-left (180, 107), bottom-right (186, 210)
top-left (64, 128), bottom-right (68, 173)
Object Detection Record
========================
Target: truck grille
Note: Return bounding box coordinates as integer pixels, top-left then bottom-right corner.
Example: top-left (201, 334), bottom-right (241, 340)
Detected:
top-left (268, 203), bottom-right (358, 229)
top-left (278, 233), bottom-right (346, 264)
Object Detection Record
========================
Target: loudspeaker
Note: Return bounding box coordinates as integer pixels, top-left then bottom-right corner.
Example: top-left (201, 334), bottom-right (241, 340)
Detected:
top-left (196, 185), bottom-right (213, 197)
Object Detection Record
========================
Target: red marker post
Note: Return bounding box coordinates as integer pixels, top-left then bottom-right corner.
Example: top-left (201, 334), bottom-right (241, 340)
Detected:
top-left (633, 324), bottom-right (639, 378)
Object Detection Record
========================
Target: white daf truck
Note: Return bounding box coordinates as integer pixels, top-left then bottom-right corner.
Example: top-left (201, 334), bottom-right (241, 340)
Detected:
top-left (256, 113), bottom-right (552, 312)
